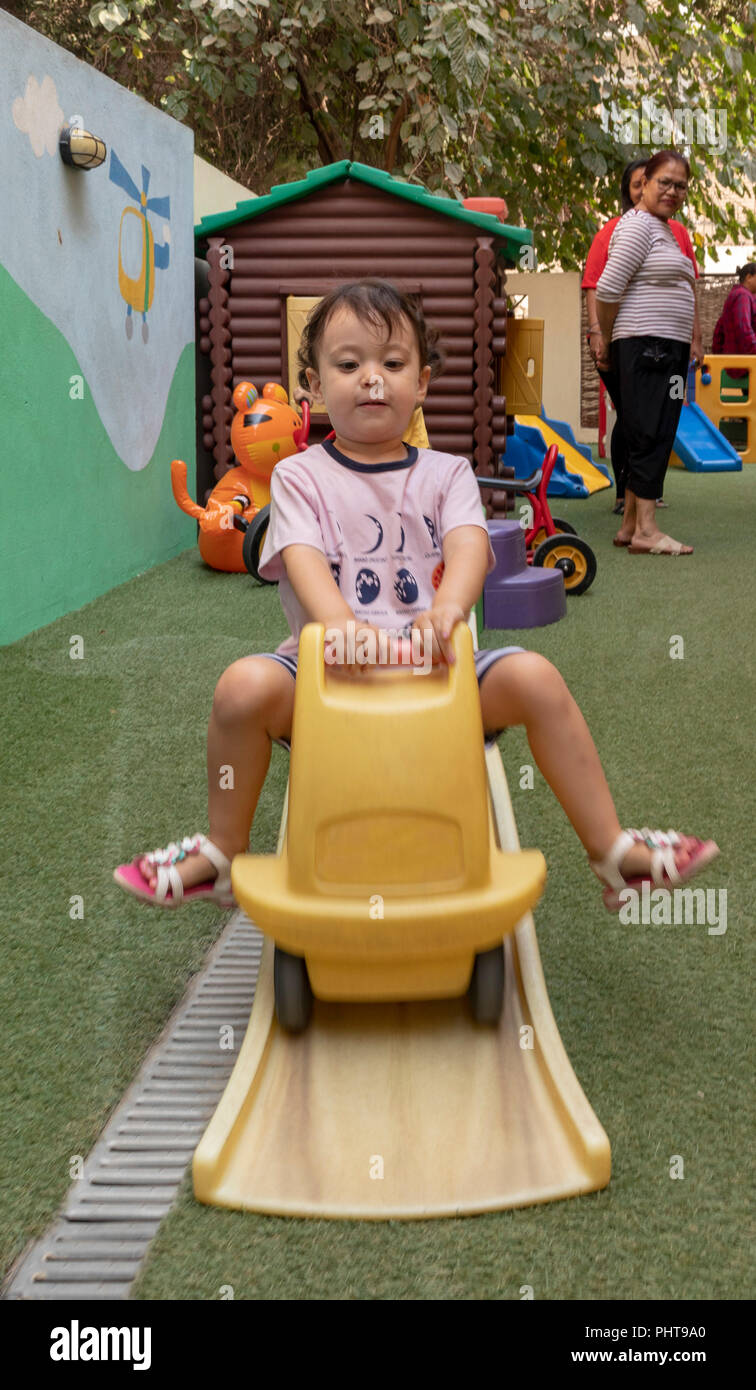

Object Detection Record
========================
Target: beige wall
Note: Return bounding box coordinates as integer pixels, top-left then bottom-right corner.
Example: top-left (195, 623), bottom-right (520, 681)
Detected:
top-left (194, 153), bottom-right (257, 225)
top-left (505, 271), bottom-right (593, 444)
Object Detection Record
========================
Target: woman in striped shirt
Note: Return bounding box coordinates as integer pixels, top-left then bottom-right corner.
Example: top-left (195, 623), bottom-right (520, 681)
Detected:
top-left (583, 157), bottom-right (700, 511)
top-left (595, 151), bottom-right (703, 556)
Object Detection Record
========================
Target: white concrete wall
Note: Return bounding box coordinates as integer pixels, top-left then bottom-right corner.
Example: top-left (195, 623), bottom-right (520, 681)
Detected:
top-left (505, 271), bottom-right (593, 444)
top-left (194, 153), bottom-right (256, 225)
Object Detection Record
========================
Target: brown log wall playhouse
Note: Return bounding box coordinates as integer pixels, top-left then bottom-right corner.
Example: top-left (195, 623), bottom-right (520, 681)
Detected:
top-left (194, 161), bottom-right (532, 515)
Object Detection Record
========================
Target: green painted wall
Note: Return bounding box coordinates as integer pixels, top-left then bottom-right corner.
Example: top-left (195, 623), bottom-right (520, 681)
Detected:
top-left (0, 266), bottom-right (196, 646)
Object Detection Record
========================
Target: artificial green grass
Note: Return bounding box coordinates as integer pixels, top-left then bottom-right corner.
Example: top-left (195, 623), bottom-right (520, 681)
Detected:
top-left (1, 465), bottom-right (753, 1300)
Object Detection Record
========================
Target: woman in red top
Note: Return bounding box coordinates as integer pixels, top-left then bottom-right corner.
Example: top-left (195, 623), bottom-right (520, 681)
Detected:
top-left (712, 264), bottom-right (756, 380)
top-left (583, 159), bottom-right (700, 512)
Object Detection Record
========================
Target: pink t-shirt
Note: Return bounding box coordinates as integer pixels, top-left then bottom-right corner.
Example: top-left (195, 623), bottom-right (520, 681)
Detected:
top-left (258, 439), bottom-right (496, 657)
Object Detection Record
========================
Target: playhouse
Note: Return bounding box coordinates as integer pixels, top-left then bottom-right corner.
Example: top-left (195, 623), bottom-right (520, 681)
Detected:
top-left (193, 161), bottom-right (532, 512)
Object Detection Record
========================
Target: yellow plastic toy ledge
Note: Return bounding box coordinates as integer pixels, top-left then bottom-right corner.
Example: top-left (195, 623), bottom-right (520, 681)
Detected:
top-left (193, 619), bottom-right (611, 1219)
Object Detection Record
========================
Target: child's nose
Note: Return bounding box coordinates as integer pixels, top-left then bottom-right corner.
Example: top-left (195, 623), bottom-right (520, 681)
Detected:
top-left (365, 371), bottom-right (385, 400)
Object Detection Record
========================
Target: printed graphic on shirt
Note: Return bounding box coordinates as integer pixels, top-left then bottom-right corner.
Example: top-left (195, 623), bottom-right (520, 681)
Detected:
top-left (330, 560), bottom-right (342, 586)
top-left (394, 568), bottom-right (419, 605)
top-left (395, 514), bottom-right (406, 554)
top-left (363, 514), bottom-right (384, 553)
top-left (423, 514), bottom-right (440, 551)
top-left (355, 568), bottom-right (381, 605)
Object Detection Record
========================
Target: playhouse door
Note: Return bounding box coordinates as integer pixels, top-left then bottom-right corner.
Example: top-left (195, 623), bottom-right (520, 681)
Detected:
top-left (286, 296), bottom-right (329, 416)
top-left (498, 318), bottom-right (544, 416)
top-left (285, 293), bottom-right (430, 446)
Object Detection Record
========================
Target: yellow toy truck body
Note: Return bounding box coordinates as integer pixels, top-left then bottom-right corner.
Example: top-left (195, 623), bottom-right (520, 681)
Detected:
top-left (231, 624), bottom-right (546, 1006)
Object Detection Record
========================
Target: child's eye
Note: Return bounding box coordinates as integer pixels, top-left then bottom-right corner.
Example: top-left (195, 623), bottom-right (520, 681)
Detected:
top-left (385, 359), bottom-right (405, 370)
top-left (338, 361), bottom-right (358, 371)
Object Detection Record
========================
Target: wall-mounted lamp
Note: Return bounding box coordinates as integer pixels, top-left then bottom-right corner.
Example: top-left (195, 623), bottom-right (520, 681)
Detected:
top-left (59, 114), bottom-right (107, 170)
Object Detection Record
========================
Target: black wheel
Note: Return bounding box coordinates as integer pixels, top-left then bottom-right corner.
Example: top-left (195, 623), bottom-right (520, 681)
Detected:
top-left (274, 946), bottom-right (313, 1033)
top-left (242, 505), bottom-right (273, 584)
top-left (530, 517), bottom-right (577, 548)
top-left (468, 944), bottom-right (505, 1024)
top-left (532, 533), bottom-right (597, 595)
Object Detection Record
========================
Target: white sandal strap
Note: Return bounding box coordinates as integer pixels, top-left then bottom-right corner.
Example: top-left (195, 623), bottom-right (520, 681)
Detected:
top-left (590, 830), bottom-right (636, 891)
top-left (195, 835), bottom-right (232, 876)
top-left (143, 834), bottom-right (232, 903)
top-left (650, 846), bottom-right (681, 886)
top-left (155, 863), bottom-right (183, 904)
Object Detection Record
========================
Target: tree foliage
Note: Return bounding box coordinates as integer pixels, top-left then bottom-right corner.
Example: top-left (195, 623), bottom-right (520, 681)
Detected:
top-left (5, 0), bottom-right (754, 268)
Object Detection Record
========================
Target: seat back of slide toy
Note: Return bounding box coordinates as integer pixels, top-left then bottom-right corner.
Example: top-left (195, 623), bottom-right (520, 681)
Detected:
top-left (231, 624), bottom-right (546, 1002)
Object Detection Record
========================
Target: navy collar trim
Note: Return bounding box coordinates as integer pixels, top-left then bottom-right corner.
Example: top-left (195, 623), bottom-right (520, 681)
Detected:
top-left (322, 439), bottom-right (418, 473)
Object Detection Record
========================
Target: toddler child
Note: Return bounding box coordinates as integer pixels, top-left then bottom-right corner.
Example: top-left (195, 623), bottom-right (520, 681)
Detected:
top-left (115, 279), bottom-right (718, 910)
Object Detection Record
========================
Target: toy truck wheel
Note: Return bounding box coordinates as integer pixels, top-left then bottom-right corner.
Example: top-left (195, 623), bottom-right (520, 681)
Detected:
top-left (242, 505), bottom-right (273, 584)
top-left (531, 517), bottom-right (577, 548)
top-left (533, 534), bottom-right (597, 595)
top-left (274, 946), bottom-right (313, 1033)
top-left (468, 944), bottom-right (505, 1024)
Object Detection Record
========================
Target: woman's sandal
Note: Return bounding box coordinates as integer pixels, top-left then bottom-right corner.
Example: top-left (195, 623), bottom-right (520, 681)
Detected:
top-left (627, 537), bottom-right (693, 555)
top-left (590, 827), bottom-right (720, 912)
top-left (113, 834), bottom-right (235, 908)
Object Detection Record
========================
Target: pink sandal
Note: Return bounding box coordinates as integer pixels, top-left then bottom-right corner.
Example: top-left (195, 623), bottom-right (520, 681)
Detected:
top-left (590, 827), bottom-right (719, 912)
top-left (114, 834), bottom-right (235, 908)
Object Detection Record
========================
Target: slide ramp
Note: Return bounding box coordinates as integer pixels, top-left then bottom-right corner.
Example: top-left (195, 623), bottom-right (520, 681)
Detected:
top-left (193, 629), bottom-right (610, 1219)
top-left (670, 401), bottom-right (742, 473)
top-left (515, 417), bottom-right (612, 497)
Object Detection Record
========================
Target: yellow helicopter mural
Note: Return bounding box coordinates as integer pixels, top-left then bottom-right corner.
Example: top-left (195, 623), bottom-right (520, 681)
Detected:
top-left (109, 152), bottom-right (170, 343)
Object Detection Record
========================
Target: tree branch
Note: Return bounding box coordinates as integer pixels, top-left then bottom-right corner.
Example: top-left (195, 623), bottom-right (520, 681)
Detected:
top-left (294, 56), bottom-right (345, 164)
top-left (385, 94), bottom-right (411, 173)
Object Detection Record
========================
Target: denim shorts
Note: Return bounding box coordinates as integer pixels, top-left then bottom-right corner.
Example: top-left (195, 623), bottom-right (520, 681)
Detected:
top-left (259, 644), bottom-right (525, 749)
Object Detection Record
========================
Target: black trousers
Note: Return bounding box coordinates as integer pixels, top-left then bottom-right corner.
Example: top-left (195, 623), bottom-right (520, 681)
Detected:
top-left (597, 365), bottom-right (628, 499)
top-left (611, 337), bottom-right (690, 500)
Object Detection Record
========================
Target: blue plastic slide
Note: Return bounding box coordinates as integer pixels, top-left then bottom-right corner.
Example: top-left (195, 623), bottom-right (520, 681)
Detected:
top-left (672, 402), bottom-right (742, 473)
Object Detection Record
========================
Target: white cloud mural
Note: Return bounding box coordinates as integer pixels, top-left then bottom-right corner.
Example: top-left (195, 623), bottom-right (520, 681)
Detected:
top-left (12, 74), bottom-right (64, 157)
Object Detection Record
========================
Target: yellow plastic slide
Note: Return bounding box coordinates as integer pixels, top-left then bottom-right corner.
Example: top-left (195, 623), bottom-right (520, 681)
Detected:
top-left (516, 416), bottom-right (612, 494)
top-left (193, 622), bottom-right (611, 1219)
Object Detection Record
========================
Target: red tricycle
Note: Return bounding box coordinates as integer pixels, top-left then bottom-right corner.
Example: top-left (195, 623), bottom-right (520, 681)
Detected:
top-left (478, 444), bottom-right (597, 595)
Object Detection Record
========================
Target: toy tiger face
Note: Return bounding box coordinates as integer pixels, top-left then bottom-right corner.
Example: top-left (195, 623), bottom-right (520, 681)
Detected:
top-left (230, 381), bottom-right (307, 482)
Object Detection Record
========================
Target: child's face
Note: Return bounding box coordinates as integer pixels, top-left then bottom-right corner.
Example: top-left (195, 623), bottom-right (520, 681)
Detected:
top-left (305, 307), bottom-right (431, 445)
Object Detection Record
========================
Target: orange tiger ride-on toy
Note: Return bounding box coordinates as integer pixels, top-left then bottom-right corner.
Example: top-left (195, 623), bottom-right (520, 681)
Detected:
top-left (231, 622), bottom-right (547, 1032)
top-left (171, 383), bottom-right (310, 574)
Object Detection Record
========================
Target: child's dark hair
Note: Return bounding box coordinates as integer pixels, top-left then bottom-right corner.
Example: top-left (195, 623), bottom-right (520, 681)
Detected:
top-left (737, 263), bottom-right (756, 283)
top-left (297, 278), bottom-right (445, 390)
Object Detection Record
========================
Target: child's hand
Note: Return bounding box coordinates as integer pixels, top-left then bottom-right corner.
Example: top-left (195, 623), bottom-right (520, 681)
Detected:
top-left (411, 604), bottom-right (465, 666)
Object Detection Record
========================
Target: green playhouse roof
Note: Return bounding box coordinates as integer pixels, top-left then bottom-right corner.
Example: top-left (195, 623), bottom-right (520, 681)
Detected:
top-left (195, 160), bottom-right (531, 261)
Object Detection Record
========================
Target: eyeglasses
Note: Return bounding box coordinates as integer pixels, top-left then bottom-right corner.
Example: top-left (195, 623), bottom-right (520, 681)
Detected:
top-left (654, 178), bottom-right (688, 194)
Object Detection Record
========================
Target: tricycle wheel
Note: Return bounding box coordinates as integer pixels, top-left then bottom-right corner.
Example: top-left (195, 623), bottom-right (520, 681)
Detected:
top-left (242, 504), bottom-right (273, 584)
top-left (274, 946), bottom-right (313, 1033)
top-left (531, 516), bottom-right (577, 548)
top-left (468, 944), bottom-right (505, 1024)
top-left (532, 534), bottom-right (596, 595)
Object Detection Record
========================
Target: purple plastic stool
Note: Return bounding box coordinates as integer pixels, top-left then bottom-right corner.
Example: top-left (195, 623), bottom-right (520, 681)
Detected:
top-left (483, 521), bottom-right (566, 630)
